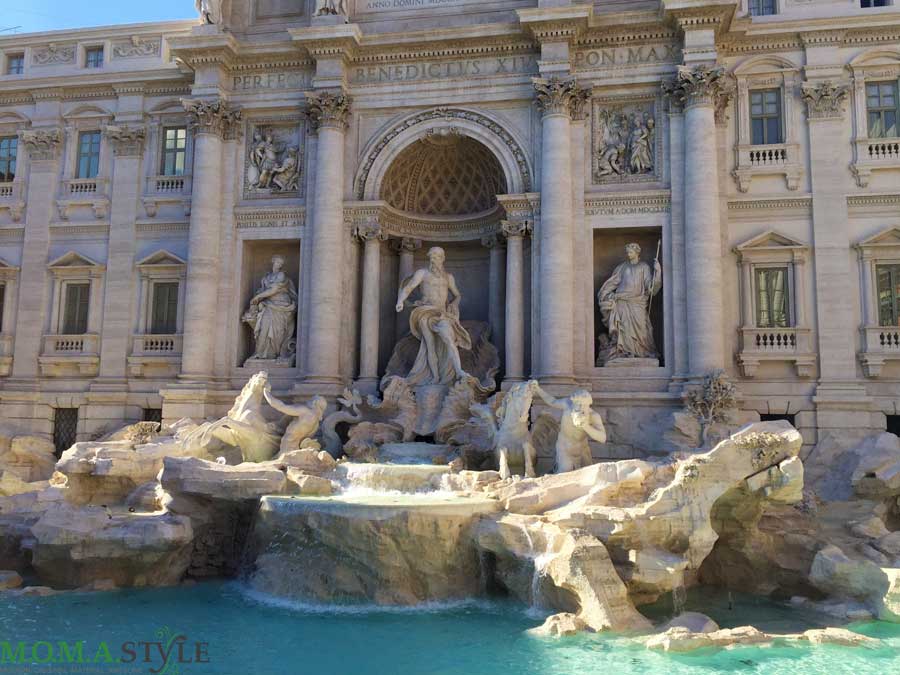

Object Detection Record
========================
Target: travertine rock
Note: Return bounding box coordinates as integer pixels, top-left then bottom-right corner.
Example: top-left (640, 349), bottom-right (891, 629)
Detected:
top-left (659, 612), bottom-right (719, 634)
top-left (809, 544), bottom-right (890, 603)
top-left (0, 432), bottom-right (56, 483)
top-left (334, 462), bottom-right (449, 492)
top-left (286, 469), bottom-right (333, 496)
top-left (275, 448), bottom-right (336, 474)
top-left (160, 456), bottom-right (287, 502)
top-left (643, 625), bottom-right (881, 652)
top-left (527, 612), bottom-right (587, 637)
top-left (249, 494), bottom-right (501, 604)
top-left (0, 570), bottom-right (22, 589)
top-left (29, 506), bottom-right (193, 588)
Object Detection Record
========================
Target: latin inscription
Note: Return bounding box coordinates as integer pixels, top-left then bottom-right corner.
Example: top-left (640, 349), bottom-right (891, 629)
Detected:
top-left (574, 45), bottom-right (680, 70)
top-left (351, 55), bottom-right (536, 85)
top-left (232, 72), bottom-right (310, 92)
top-left (361, 0), bottom-right (470, 11)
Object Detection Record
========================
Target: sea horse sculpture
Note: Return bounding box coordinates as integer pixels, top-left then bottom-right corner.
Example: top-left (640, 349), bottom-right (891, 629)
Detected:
top-left (184, 371), bottom-right (282, 463)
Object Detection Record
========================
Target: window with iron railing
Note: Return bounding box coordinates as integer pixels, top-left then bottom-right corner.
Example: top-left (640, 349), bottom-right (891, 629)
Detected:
top-left (76, 131), bottom-right (101, 179)
top-left (878, 264), bottom-right (900, 326)
top-left (750, 89), bottom-right (783, 145)
top-left (867, 81), bottom-right (899, 138)
top-left (0, 137), bottom-right (15, 182)
top-left (161, 127), bottom-right (187, 176)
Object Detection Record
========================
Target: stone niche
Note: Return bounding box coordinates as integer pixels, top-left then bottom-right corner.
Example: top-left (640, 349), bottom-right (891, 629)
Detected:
top-left (593, 228), bottom-right (663, 367)
top-left (384, 240), bottom-right (492, 371)
top-left (238, 239), bottom-right (300, 367)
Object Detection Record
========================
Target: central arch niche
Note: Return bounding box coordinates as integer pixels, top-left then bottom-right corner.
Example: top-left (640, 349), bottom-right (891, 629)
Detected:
top-left (379, 131), bottom-right (508, 217)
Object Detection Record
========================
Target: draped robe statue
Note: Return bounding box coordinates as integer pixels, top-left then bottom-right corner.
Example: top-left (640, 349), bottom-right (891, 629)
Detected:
top-left (243, 255), bottom-right (297, 363)
top-left (394, 246), bottom-right (471, 386)
top-left (597, 242), bottom-right (661, 363)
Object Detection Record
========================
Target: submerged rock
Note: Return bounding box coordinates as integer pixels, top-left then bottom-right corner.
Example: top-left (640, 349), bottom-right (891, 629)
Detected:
top-left (0, 570), bottom-right (22, 589)
top-left (643, 624), bottom-right (882, 652)
top-left (527, 612), bottom-right (587, 637)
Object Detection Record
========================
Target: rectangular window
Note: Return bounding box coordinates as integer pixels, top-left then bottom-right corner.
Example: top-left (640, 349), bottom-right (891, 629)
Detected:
top-left (150, 282), bottom-right (179, 335)
top-left (62, 282), bottom-right (90, 335)
top-left (861, 0), bottom-right (889, 7)
top-left (0, 136), bottom-right (16, 182)
top-left (161, 127), bottom-right (187, 176)
top-left (749, 0), bottom-right (777, 16)
top-left (85, 47), bottom-right (104, 69)
top-left (6, 53), bottom-right (24, 75)
top-left (76, 131), bottom-right (101, 179)
top-left (143, 408), bottom-right (163, 424)
top-left (867, 81), bottom-right (899, 138)
top-left (877, 264), bottom-right (900, 327)
top-left (0, 284), bottom-right (6, 334)
top-left (53, 407), bottom-right (78, 457)
top-left (755, 267), bottom-right (790, 328)
top-left (750, 89), bottom-right (783, 145)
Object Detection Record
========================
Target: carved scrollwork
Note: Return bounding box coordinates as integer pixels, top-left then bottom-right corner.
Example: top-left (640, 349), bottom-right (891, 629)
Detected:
top-left (182, 98), bottom-right (242, 140)
top-left (104, 125), bottom-right (147, 157)
top-left (112, 36), bottom-right (161, 58)
top-left (32, 43), bottom-right (75, 66)
top-left (801, 80), bottom-right (849, 120)
top-left (305, 91), bottom-right (352, 131)
top-left (393, 237), bottom-right (422, 254)
top-left (355, 222), bottom-right (387, 243)
top-left (500, 219), bottom-right (533, 239)
top-left (18, 128), bottom-right (63, 161)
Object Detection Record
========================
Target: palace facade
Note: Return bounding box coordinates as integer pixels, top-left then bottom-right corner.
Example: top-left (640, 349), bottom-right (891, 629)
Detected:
top-left (0, 0), bottom-right (898, 455)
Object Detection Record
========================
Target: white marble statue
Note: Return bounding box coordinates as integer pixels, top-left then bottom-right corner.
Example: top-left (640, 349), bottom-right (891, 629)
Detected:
top-left (271, 147), bottom-right (300, 192)
top-left (263, 385), bottom-right (328, 455)
top-left (195, 0), bottom-right (222, 24)
top-left (243, 255), bottom-right (297, 363)
top-left (534, 385), bottom-right (607, 473)
top-left (394, 246), bottom-right (472, 386)
top-left (315, 0), bottom-right (348, 16)
top-left (185, 371), bottom-right (281, 463)
top-left (470, 379), bottom-right (540, 479)
top-left (597, 242), bottom-right (662, 364)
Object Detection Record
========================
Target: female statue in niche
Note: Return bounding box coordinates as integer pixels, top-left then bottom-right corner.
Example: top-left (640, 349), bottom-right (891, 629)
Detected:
top-left (597, 242), bottom-right (661, 364)
top-left (242, 255), bottom-right (297, 363)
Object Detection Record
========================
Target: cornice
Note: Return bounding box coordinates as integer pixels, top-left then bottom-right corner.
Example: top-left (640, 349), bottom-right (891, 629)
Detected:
top-left (0, 20), bottom-right (194, 48)
top-left (847, 193), bottom-right (900, 211)
top-left (517, 5), bottom-right (593, 45)
top-left (168, 33), bottom-right (240, 70)
top-left (353, 39), bottom-right (536, 65)
top-left (727, 196), bottom-right (812, 212)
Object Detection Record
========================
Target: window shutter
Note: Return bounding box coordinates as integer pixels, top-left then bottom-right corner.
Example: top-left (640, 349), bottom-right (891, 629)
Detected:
top-left (63, 283), bottom-right (90, 334)
top-left (151, 282), bottom-right (179, 334)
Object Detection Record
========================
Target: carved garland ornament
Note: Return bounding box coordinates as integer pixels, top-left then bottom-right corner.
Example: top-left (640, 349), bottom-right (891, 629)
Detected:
top-left (18, 128), bottom-right (63, 161)
top-left (182, 99), bottom-right (242, 140)
top-left (355, 108), bottom-right (533, 199)
top-left (305, 91), bottom-right (352, 131)
top-left (801, 81), bottom-right (849, 120)
top-left (104, 125), bottom-right (147, 157)
top-left (663, 65), bottom-right (734, 123)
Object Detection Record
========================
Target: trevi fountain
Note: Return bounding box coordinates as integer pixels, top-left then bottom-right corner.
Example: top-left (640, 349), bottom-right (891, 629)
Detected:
top-left (2, 0), bottom-right (900, 673)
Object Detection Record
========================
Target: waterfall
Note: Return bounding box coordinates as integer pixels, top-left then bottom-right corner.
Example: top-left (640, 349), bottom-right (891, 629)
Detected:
top-left (671, 576), bottom-right (687, 617)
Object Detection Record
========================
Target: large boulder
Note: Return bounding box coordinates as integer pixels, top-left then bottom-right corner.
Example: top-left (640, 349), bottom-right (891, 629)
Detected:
top-left (160, 456), bottom-right (287, 502)
top-left (809, 544), bottom-right (890, 603)
top-left (29, 506), bottom-right (193, 588)
top-left (0, 431), bottom-right (56, 483)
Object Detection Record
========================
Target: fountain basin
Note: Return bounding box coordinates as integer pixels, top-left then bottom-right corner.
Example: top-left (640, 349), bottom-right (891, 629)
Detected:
top-left (334, 461), bottom-right (451, 492)
top-left (248, 494), bottom-right (500, 605)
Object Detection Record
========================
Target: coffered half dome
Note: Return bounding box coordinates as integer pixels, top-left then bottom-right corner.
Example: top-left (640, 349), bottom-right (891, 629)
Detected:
top-left (379, 130), bottom-right (508, 217)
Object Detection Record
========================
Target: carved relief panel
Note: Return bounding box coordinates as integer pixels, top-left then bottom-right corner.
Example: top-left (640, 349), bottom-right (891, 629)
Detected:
top-left (243, 118), bottom-right (304, 200)
top-left (591, 96), bottom-right (661, 185)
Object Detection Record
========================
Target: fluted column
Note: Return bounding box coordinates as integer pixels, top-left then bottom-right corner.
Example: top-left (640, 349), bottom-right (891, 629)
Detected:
top-left (482, 234), bottom-right (506, 358)
top-left (179, 99), bottom-right (241, 382)
top-left (304, 90), bottom-right (351, 385)
top-left (533, 78), bottom-right (578, 383)
top-left (502, 219), bottom-right (531, 383)
top-left (393, 237), bottom-right (421, 337)
top-left (357, 222), bottom-right (386, 387)
top-left (666, 66), bottom-right (732, 376)
top-left (98, 124), bottom-right (145, 381)
top-left (11, 129), bottom-right (63, 380)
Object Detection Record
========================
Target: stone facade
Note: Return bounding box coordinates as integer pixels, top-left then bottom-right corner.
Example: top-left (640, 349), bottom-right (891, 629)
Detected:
top-left (0, 0), bottom-right (898, 450)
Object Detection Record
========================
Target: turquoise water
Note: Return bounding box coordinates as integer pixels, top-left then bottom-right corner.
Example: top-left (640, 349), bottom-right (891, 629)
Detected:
top-left (1, 582), bottom-right (899, 675)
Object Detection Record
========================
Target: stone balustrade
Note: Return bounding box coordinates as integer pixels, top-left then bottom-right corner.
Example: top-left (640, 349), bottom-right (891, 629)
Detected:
top-left (127, 334), bottom-right (183, 378)
top-left (38, 333), bottom-right (100, 376)
top-left (738, 327), bottom-right (815, 378)
top-left (860, 326), bottom-right (900, 378)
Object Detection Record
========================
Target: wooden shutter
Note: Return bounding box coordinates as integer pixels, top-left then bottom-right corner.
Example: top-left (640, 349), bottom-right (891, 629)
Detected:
top-left (151, 282), bottom-right (178, 334)
top-left (63, 283), bottom-right (90, 334)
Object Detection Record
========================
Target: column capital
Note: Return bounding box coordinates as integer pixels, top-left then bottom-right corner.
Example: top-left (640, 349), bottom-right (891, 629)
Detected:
top-left (305, 90), bottom-right (352, 131)
top-left (355, 221), bottom-right (387, 243)
top-left (533, 77), bottom-right (579, 118)
top-left (801, 80), bottom-right (850, 121)
top-left (18, 128), bottom-right (63, 161)
top-left (666, 65), bottom-right (733, 122)
top-left (104, 124), bottom-right (147, 157)
top-left (182, 98), bottom-right (242, 140)
top-left (481, 233), bottom-right (506, 250)
top-left (501, 219), bottom-right (533, 239)
top-left (392, 237), bottom-right (422, 254)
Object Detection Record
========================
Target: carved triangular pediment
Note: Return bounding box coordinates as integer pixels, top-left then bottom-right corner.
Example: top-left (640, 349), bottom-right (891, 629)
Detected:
top-left (858, 227), bottom-right (900, 248)
top-left (48, 251), bottom-right (102, 268)
top-left (136, 249), bottom-right (186, 267)
top-left (0, 257), bottom-right (19, 270)
top-left (736, 230), bottom-right (807, 251)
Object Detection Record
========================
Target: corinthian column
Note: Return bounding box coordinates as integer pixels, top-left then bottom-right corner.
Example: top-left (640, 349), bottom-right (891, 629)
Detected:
top-left (533, 78), bottom-right (579, 384)
top-left (357, 221), bottom-right (386, 389)
top-left (393, 238), bottom-right (421, 337)
top-left (304, 91), bottom-right (351, 386)
top-left (502, 219), bottom-right (532, 383)
top-left (666, 66), bottom-right (732, 376)
top-left (179, 99), bottom-right (241, 382)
